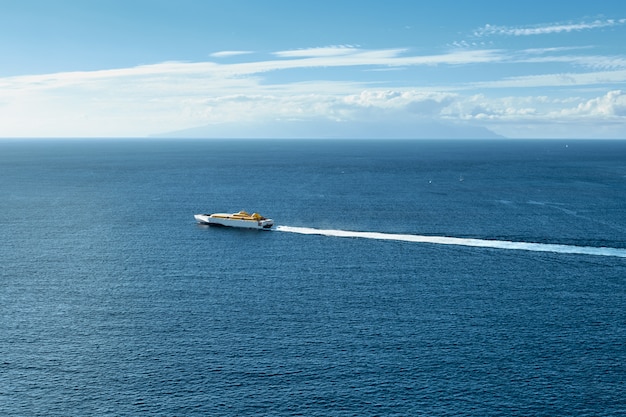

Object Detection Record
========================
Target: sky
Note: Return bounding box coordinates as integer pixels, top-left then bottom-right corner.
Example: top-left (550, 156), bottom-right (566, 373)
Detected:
top-left (1, 0), bottom-right (626, 139)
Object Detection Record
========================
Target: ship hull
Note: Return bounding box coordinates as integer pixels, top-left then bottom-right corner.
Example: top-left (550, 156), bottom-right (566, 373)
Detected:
top-left (194, 214), bottom-right (273, 230)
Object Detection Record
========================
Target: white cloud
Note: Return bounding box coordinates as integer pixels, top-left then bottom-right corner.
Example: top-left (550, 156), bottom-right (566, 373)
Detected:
top-left (467, 70), bottom-right (626, 89)
top-left (558, 90), bottom-right (626, 117)
top-left (442, 91), bottom-right (626, 138)
top-left (273, 45), bottom-right (360, 58)
top-left (210, 50), bottom-right (253, 58)
top-left (474, 18), bottom-right (626, 37)
top-left (0, 48), bottom-right (506, 96)
top-left (451, 91), bottom-right (626, 122)
top-left (514, 50), bottom-right (626, 71)
top-left (342, 90), bottom-right (456, 116)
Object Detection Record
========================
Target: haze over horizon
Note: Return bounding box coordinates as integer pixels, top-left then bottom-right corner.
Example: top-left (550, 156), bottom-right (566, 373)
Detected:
top-left (1, 1), bottom-right (626, 139)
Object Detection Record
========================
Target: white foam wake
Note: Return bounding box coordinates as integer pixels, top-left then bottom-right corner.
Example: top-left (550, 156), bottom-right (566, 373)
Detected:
top-left (275, 226), bottom-right (626, 258)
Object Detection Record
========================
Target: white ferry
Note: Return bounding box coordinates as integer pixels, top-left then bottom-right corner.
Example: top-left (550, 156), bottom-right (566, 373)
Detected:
top-left (194, 210), bottom-right (274, 230)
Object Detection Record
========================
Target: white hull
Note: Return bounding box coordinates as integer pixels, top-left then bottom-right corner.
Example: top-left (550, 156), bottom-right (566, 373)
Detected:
top-left (194, 213), bottom-right (273, 230)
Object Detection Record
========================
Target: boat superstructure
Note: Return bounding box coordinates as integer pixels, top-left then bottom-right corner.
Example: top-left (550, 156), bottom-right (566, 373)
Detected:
top-left (194, 210), bottom-right (274, 230)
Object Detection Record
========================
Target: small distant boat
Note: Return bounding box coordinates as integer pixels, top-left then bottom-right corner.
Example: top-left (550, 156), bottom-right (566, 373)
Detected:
top-left (194, 210), bottom-right (274, 230)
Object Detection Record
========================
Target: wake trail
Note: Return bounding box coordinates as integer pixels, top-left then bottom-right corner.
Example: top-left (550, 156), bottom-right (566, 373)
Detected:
top-left (275, 226), bottom-right (626, 258)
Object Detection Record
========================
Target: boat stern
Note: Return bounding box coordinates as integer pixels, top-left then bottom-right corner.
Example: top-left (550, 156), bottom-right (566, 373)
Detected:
top-left (194, 214), bottom-right (211, 224)
top-left (259, 219), bottom-right (274, 229)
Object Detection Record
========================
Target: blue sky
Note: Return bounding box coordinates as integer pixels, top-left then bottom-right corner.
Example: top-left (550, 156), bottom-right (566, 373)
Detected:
top-left (1, 0), bottom-right (626, 138)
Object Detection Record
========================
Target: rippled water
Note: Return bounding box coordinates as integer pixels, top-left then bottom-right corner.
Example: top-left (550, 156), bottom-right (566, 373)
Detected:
top-left (1, 139), bottom-right (625, 416)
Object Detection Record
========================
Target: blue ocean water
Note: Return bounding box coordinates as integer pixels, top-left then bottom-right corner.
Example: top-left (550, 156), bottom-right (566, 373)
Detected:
top-left (1, 138), bottom-right (625, 416)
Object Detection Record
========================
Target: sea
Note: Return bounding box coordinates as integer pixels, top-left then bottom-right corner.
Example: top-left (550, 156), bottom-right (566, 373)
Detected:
top-left (1, 138), bottom-right (625, 416)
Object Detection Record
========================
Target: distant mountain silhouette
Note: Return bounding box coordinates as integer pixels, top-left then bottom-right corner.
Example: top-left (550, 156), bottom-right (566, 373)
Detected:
top-left (152, 118), bottom-right (505, 139)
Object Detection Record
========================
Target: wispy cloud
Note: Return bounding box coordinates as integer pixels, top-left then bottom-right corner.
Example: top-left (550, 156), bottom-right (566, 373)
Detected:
top-left (2, 39), bottom-right (625, 138)
top-left (210, 50), bottom-right (253, 58)
top-left (503, 47), bottom-right (626, 70)
top-left (474, 18), bottom-right (626, 37)
top-left (0, 47), bottom-right (504, 91)
top-left (273, 45), bottom-right (360, 58)
top-left (1, 47), bottom-right (622, 96)
top-left (23, 45), bottom-right (620, 96)
top-left (519, 54), bottom-right (626, 71)
top-left (466, 70), bottom-right (626, 89)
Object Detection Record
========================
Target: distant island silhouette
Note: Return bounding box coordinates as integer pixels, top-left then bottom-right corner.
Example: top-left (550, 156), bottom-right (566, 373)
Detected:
top-left (152, 118), bottom-right (505, 139)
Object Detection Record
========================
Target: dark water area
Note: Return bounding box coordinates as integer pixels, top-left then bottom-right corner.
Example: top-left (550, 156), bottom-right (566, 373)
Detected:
top-left (1, 139), bottom-right (625, 415)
